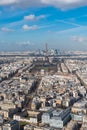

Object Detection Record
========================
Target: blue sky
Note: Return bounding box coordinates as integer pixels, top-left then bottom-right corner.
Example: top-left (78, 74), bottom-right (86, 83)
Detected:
top-left (0, 0), bottom-right (87, 51)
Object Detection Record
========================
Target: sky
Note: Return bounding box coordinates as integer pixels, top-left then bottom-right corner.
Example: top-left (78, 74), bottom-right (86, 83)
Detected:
top-left (0, 0), bottom-right (87, 51)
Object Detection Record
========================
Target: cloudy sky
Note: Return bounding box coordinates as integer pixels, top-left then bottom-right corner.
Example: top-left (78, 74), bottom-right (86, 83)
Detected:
top-left (0, 0), bottom-right (87, 51)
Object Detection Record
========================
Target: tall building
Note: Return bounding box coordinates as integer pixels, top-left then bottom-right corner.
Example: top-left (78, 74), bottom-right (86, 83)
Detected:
top-left (42, 108), bottom-right (71, 129)
top-left (45, 43), bottom-right (49, 62)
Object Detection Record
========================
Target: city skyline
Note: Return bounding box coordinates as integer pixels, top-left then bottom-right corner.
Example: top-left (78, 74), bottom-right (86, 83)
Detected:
top-left (0, 0), bottom-right (87, 51)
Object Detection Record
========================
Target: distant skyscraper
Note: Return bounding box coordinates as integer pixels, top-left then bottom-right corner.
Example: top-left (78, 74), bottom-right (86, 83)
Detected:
top-left (45, 43), bottom-right (49, 62)
top-left (55, 49), bottom-right (58, 55)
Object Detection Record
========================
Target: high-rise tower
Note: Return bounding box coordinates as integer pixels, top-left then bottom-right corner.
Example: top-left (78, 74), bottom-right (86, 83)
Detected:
top-left (45, 43), bottom-right (49, 62)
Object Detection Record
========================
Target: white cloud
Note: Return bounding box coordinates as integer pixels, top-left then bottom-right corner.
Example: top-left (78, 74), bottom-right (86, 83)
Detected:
top-left (24, 14), bottom-right (35, 21)
top-left (0, 0), bottom-right (87, 10)
top-left (1, 27), bottom-right (14, 32)
top-left (22, 24), bottom-right (38, 30)
top-left (57, 19), bottom-right (81, 27)
top-left (17, 41), bottom-right (32, 46)
top-left (72, 36), bottom-right (87, 43)
top-left (41, 0), bottom-right (87, 10)
top-left (37, 15), bottom-right (46, 20)
top-left (24, 14), bottom-right (46, 21)
top-left (0, 0), bottom-right (17, 5)
top-left (56, 26), bottom-right (87, 35)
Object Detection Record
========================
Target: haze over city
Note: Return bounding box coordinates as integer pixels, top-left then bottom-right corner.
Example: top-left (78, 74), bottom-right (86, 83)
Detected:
top-left (0, 0), bottom-right (87, 51)
top-left (1, 1), bottom-right (87, 130)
